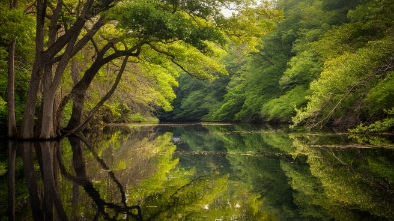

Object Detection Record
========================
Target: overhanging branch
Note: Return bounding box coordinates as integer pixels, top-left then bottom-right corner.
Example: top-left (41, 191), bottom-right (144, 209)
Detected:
top-left (60, 55), bottom-right (130, 137)
top-left (147, 43), bottom-right (207, 80)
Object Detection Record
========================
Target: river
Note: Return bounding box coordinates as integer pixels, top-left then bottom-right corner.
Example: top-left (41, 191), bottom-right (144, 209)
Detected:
top-left (1, 123), bottom-right (394, 220)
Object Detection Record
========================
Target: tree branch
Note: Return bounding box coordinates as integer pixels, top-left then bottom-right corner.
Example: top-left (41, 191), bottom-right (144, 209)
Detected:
top-left (48, 0), bottom-right (63, 44)
top-left (56, 42), bottom-right (143, 133)
top-left (147, 43), bottom-right (207, 80)
top-left (60, 55), bottom-right (131, 137)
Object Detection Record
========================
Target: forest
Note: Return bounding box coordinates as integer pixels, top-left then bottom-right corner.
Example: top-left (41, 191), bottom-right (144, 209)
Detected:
top-left (160, 0), bottom-right (394, 132)
top-left (1, 0), bottom-right (394, 139)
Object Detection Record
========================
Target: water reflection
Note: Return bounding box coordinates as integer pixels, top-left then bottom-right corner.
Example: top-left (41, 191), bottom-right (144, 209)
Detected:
top-left (2, 124), bottom-right (394, 220)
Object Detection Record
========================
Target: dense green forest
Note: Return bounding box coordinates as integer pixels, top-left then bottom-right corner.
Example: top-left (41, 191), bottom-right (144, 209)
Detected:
top-left (1, 0), bottom-right (394, 138)
top-left (161, 0), bottom-right (394, 132)
top-left (0, 0), bottom-right (278, 139)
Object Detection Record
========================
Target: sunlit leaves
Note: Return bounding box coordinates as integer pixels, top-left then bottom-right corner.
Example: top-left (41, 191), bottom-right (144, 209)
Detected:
top-left (98, 0), bottom-right (273, 123)
top-left (103, 59), bottom-right (178, 121)
top-left (289, 0), bottom-right (394, 129)
top-left (280, 50), bottom-right (322, 89)
top-left (261, 86), bottom-right (309, 122)
top-left (293, 36), bottom-right (394, 128)
top-left (113, 2), bottom-right (226, 49)
top-left (364, 72), bottom-right (394, 115)
top-left (221, 5), bottom-right (280, 52)
top-left (0, 7), bottom-right (35, 46)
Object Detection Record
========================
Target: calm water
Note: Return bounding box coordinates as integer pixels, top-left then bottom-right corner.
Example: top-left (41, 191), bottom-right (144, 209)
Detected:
top-left (1, 123), bottom-right (394, 220)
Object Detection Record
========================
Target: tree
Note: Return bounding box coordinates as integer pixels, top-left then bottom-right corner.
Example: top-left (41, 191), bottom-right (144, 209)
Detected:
top-left (5, 0), bottom-right (274, 139)
top-left (7, 0), bottom-right (17, 137)
top-left (0, 0), bottom-right (34, 137)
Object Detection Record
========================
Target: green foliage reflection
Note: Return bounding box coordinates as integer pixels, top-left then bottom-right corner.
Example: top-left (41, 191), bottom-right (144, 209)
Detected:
top-left (2, 125), bottom-right (394, 220)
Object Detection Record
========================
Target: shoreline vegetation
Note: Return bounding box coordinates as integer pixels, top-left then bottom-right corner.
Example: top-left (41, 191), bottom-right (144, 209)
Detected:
top-left (102, 122), bottom-right (394, 149)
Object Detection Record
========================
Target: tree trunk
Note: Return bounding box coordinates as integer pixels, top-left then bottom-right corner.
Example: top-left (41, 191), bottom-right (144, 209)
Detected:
top-left (19, 0), bottom-right (93, 139)
top-left (34, 64), bottom-right (53, 138)
top-left (19, 0), bottom-right (46, 139)
top-left (7, 37), bottom-right (17, 137)
top-left (66, 60), bottom-right (84, 131)
top-left (40, 95), bottom-right (56, 139)
top-left (7, 0), bottom-right (18, 138)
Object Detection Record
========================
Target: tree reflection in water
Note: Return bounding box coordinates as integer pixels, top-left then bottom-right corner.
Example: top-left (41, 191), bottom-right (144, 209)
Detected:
top-left (4, 124), bottom-right (394, 221)
top-left (5, 130), bottom-right (231, 221)
top-left (7, 138), bottom-right (143, 220)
